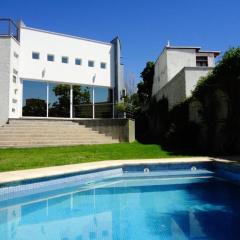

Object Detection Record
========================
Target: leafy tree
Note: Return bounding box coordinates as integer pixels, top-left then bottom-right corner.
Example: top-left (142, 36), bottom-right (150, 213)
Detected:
top-left (137, 61), bottom-right (154, 105)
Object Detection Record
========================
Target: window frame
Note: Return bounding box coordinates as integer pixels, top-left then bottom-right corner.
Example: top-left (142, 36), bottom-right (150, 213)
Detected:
top-left (196, 56), bottom-right (208, 67)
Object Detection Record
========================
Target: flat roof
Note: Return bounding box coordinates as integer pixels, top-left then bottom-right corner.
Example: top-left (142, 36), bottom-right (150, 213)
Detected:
top-left (166, 46), bottom-right (201, 50)
top-left (166, 45), bottom-right (221, 57)
top-left (21, 26), bottom-right (113, 46)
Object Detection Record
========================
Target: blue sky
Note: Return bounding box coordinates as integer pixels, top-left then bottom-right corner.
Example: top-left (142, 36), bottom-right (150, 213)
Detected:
top-left (2, 0), bottom-right (239, 84)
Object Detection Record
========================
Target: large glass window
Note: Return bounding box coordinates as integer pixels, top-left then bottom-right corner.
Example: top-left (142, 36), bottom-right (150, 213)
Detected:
top-left (73, 85), bottom-right (93, 118)
top-left (22, 80), bottom-right (47, 117)
top-left (48, 83), bottom-right (70, 118)
top-left (94, 87), bottom-right (113, 118)
top-left (22, 81), bottom-right (114, 118)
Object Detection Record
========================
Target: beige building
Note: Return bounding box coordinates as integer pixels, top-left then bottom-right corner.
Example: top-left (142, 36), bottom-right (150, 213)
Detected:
top-left (152, 45), bottom-right (220, 109)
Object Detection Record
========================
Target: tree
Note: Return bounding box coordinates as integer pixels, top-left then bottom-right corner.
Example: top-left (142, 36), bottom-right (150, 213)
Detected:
top-left (137, 61), bottom-right (154, 105)
top-left (125, 72), bottom-right (136, 96)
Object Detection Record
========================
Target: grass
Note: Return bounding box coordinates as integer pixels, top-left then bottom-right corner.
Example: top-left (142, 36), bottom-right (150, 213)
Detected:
top-left (0, 142), bottom-right (186, 172)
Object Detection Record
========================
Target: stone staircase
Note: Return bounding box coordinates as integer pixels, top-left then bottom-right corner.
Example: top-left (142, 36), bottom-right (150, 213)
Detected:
top-left (0, 119), bottom-right (119, 147)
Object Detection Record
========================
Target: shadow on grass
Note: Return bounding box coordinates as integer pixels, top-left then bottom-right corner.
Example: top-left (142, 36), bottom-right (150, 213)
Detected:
top-left (136, 134), bottom-right (205, 157)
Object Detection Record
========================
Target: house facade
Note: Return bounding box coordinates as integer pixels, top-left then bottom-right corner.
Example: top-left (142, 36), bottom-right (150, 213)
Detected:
top-left (0, 19), bottom-right (125, 125)
top-left (152, 45), bottom-right (220, 109)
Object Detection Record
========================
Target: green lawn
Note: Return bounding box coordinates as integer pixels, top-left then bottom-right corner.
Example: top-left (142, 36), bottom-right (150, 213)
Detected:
top-left (0, 142), bottom-right (183, 172)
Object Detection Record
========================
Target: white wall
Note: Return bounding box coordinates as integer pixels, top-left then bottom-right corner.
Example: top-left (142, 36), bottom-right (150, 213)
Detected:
top-left (9, 38), bottom-right (21, 119)
top-left (155, 67), bottom-right (213, 110)
top-left (166, 48), bottom-right (196, 83)
top-left (152, 49), bottom-right (168, 96)
top-left (0, 38), bottom-right (11, 125)
top-left (155, 68), bottom-right (186, 109)
top-left (19, 27), bottom-right (114, 88)
top-left (185, 67), bottom-right (213, 97)
top-left (152, 47), bottom-right (217, 98)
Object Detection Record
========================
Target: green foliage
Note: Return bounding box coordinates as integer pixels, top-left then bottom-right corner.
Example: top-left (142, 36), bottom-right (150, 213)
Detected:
top-left (137, 61), bottom-right (154, 105)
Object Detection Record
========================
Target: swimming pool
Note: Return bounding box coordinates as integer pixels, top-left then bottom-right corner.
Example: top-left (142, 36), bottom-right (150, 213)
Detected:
top-left (0, 161), bottom-right (240, 239)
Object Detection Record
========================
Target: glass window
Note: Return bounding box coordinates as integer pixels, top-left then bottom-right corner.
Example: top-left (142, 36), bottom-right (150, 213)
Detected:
top-left (75, 58), bottom-right (82, 65)
top-left (73, 85), bottom-right (93, 118)
top-left (22, 80), bottom-right (47, 117)
top-left (94, 87), bottom-right (113, 118)
top-left (62, 56), bottom-right (68, 64)
top-left (196, 56), bottom-right (208, 67)
top-left (32, 52), bottom-right (40, 60)
top-left (88, 60), bottom-right (94, 67)
top-left (48, 83), bottom-right (70, 118)
top-left (100, 62), bottom-right (106, 69)
top-left (47, 54), bottom-right (54, 62)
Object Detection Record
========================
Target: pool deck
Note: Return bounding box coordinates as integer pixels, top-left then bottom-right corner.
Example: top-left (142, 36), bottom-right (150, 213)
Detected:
top-left (0, 157), bottom-right (235, 184)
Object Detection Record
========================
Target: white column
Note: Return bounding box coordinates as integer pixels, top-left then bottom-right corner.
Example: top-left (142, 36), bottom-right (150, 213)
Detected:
top-left (46, 83), bottom-right (49, 118)
top-left (112, 88), bottom-right (115, 118)
top-left (92, 86), bottom-right (95, 119)
top-left (70, 85), bottom-right (73, 119)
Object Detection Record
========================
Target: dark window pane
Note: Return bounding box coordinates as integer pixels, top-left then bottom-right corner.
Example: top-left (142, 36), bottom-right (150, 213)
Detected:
top-left (73, 85), bottom-right (93, 118)
top-left (95, 87), bottom-right (113, 103)
top-left (94, 87), bottom-right (113, 118)
top-left (196, 56), bottom-right (208, 67)
top-left (88, 60), bottom-right (94, 67)
top-left (100, 62), bottom-right (106, 69)
top-left (62, 57), bottom-right (68, 64)
top-left (95, 104), bottom-right (113, 118)
top-left (32, 52), bottom-right (39, 60)
top-left (48, 83), bottom-right (70, 117)
top-left (75, 58), bottom-right (82, 65)
top-left (22, 80), bottom-right (47, 117)
top-left (47, 54), bottom-right (54, 62)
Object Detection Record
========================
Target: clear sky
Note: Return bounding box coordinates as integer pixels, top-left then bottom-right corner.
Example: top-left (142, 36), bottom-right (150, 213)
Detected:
top-left (2, 0), bottom-right (239, 84)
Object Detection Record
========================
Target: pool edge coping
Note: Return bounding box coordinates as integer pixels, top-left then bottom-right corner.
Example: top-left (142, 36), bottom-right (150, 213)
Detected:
top-left (0, 157), bottom-right (236, 185)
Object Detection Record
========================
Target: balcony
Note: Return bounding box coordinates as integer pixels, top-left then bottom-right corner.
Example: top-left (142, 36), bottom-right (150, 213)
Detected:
top-left (0, 18), bottom-right (19, 41)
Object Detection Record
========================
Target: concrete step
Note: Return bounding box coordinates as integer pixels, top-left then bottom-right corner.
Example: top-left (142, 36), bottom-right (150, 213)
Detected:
top-left (8, 120), bottom-right (79, 125)
top-left (0, 129), bottom-right (99, 134)
top-left (0, 132), bottom-right (106, 137)
top-left (0, 139), bottom-right (119, 146)
top-left (0, 119), bottom-right (120, 147)
top-left (0, 134), bottom-right (111, 140)
top-left (2, 124), bottom-right (86, 128)
top-left (0, 137), bottom-right (114, 142)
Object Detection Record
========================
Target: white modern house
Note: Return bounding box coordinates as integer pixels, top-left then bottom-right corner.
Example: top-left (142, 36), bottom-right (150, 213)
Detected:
top-left (0, 18), bottom-right (125, 125)
top-left (152, 44), bottom-right (220, 109)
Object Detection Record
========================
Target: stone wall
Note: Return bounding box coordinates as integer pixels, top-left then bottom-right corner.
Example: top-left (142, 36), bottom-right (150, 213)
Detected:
top-left (76, 119), bottom-right (135, 142)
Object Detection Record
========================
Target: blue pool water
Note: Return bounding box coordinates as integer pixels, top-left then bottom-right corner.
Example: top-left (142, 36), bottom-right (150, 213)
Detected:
top-left (0, 165), bottom-right (240, 239)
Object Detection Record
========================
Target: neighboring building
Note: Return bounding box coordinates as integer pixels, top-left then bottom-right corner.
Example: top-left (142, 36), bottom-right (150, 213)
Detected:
top-left (152, 44), bottom-right (220, 109)
top-left (0, 18), bottom-right (125, 125)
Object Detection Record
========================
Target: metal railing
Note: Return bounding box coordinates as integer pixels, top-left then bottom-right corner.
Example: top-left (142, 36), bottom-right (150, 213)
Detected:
top-left (0, 18), bottom-right (19, 41)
